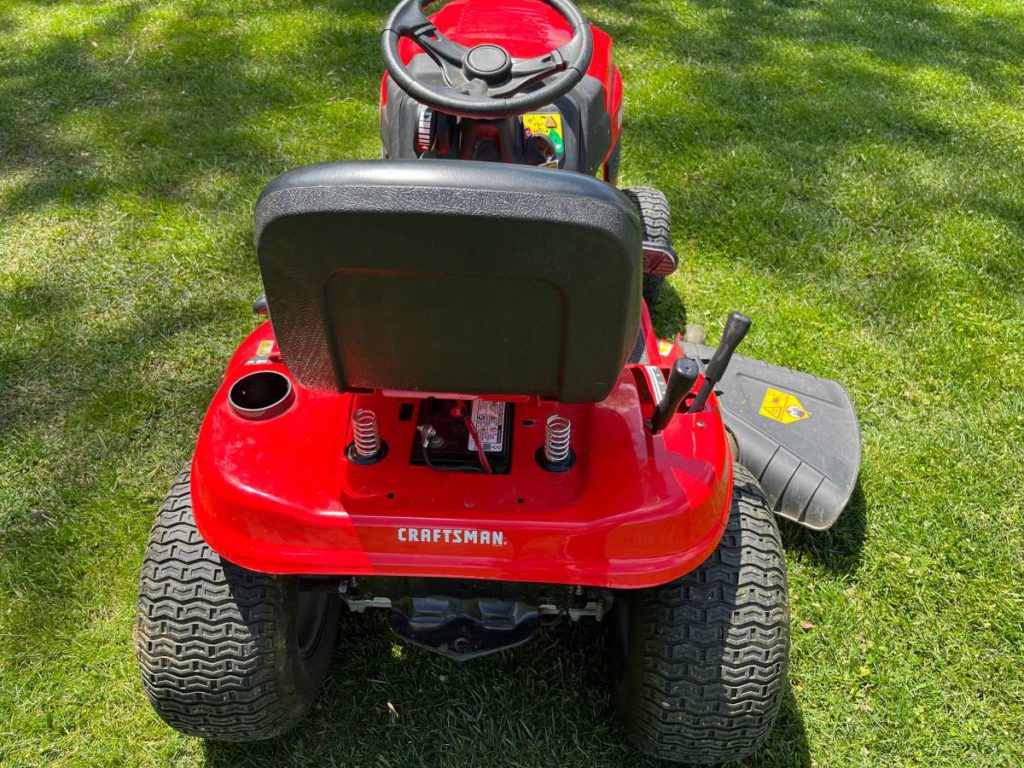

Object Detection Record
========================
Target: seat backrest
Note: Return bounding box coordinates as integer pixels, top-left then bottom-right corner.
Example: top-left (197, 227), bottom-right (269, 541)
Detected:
top-left (254, 160), bottom-right (642, 403)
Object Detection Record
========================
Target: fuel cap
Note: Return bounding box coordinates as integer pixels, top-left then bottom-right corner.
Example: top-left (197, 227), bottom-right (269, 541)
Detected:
top-left (463, 44), bottom-right (512, 83)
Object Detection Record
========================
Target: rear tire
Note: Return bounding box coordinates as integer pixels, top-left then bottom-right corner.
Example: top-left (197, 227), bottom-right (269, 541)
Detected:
top-left (623, 186), bottom-right (673, 310)
top-left (135, 469), bottom-right (340, 741)
top-left (609, 463), bottom-right (789, 764)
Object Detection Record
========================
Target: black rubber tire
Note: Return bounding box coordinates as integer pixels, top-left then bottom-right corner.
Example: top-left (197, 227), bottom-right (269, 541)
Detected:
top-left (622, 186), bottom-right (673, 310)
top-left (609, 463), bottom-right (789, 764)
top-left (135, 469), bottom-right (341, 741)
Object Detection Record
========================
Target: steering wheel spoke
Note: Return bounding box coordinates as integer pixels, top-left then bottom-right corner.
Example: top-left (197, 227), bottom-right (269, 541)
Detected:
top-left (411, 23), bottom-right (470, 67)
top-left (460, 78), bottom-right (490, 97)
top-left (510, 50), bottom-right (565, 79)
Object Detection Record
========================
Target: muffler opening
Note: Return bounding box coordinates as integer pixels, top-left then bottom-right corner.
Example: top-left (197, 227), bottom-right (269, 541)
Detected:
top-left (228, 370), bottom-right (294, 420)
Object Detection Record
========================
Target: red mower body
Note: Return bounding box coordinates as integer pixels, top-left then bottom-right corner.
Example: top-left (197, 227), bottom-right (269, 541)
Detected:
top-left (191, 308), bottom-right (733, 589)
top-left (188, 0), bottom-right (731, 592)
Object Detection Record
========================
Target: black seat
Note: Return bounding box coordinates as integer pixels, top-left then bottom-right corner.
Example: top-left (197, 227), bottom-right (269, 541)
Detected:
top-left (254, 160), bottom-right (642, 403)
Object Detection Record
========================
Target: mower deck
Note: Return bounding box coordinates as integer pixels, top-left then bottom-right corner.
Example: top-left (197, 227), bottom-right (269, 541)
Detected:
top-left (191, 318), bottom-right (733, 589)
top-left (678, 340), bottom-right (860, 530)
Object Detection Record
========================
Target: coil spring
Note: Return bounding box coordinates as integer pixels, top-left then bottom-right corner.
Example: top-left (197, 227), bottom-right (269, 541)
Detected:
top-left (544, 414), bottom-right (572, 465)
top-left (352, 408), bottom-right (381, 459)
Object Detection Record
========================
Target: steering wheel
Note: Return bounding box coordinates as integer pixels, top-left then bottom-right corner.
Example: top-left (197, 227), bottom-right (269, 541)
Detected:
top-left (381, 0), bottom-right (594, 119)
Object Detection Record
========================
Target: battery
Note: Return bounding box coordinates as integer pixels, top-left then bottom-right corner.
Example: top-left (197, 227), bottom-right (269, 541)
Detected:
top-left (409, 398), bottom-right (514, 474)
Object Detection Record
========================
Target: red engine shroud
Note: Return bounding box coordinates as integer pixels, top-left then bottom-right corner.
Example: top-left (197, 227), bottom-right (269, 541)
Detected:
top-left (191, 310), bottom-right (734, 590)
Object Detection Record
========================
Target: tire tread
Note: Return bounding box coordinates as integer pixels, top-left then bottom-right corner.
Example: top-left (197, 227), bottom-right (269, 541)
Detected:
top-left (623, 186), bottom-right (673, 310)
top-left (135, 469), bottom-right (329, 741)
top-left (616, 464), bottom-right (789, 764)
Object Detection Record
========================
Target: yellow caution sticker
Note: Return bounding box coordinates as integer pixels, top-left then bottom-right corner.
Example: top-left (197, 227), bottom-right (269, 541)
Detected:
top-left (759, 387), bottom-right (811, 424)
top-left (522, 113), bottom-right (564, 155)
top-left (657, 339), bottom-right (674, 356)
top-left (247, 339), bottom-right (276, 365)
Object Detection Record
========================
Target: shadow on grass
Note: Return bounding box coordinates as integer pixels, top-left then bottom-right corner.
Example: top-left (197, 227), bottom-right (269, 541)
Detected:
top-left (782, 481), bottom-right (868, 575)
top-left (0, 0), bottom-right (395, 664)
top-left (0, 0), bottom-right (391, 217)
top-left (203, 613), bottom-right (811, 768)
top-left (650, 278), bottom-right (688, 338)
top-left (0, 0), bottom-right (373, 727)
top-left (0, 284), bottom-right (243, 641)
top-left (591, 0), bottom-right (1024, 334)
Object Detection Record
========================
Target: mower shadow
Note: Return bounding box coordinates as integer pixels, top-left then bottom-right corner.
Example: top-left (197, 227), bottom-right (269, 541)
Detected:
top-left (781, 480), bottom-right (868, 575)
top-left (649, 278), bottom-right (688, 339)
top-left (203, 612), bottom-right (811, 768)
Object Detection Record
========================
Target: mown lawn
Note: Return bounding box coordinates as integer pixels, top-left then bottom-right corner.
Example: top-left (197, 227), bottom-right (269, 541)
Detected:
top-left (1, 0), bottom-right (1023, 765)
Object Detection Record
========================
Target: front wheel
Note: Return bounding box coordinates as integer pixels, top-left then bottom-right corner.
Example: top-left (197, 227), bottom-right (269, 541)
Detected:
top-left (622, 186), bottom-right (673, 310)
top-left (135, 469), bottom-right (341, 741)
top-left (608, 463), bottom-right (789, 764)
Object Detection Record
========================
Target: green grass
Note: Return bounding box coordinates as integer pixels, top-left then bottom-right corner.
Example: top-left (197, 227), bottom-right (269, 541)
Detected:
top-left (1, 0), bottom-right (1023, 765)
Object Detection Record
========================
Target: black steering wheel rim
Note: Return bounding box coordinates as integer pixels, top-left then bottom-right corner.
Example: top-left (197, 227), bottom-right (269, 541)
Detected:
top-left (381, 0), bottom-right (594, 119)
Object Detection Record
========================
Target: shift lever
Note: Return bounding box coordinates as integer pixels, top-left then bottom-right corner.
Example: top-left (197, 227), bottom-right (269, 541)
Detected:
top-left (650, 358), bottom-right (700, 434)
top-left (687, 312), bottom-right (752, 413)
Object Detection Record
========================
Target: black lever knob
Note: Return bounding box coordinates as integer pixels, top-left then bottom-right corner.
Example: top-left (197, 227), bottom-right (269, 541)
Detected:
top-left (688, 312), bottom-right (751, 413)
top-left (650, 358), bottom-right (700, 434)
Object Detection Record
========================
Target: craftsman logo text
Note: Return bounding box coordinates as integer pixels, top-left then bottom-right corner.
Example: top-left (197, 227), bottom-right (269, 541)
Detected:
top-left (397, 527), bottom-right (507, 546)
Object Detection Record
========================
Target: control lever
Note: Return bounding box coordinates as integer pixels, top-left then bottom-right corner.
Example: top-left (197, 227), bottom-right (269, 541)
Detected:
top-left (650, 358), bottom-right (699, 434)
top-left (687, 312), bottom-right (752, 413)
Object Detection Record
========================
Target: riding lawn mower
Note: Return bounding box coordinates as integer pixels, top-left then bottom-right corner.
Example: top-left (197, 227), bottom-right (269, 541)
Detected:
top-left (134, 0), bottom-right (861, 763)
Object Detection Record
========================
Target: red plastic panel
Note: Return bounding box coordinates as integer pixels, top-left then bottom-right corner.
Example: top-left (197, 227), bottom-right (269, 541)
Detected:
top-left (191, 314), bottom-right (733, 589)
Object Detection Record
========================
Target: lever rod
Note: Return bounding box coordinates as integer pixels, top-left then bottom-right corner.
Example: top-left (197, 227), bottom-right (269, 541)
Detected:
top-left (650, 358), bottom-right (699, 434)
top-left (687, 312), bottom-right (752, 414)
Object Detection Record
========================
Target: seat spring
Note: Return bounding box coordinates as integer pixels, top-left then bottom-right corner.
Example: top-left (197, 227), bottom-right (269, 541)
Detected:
top-left (544, 415), bottom-right (572, 465)
top-left (352, 409), bottom-right (382, 459)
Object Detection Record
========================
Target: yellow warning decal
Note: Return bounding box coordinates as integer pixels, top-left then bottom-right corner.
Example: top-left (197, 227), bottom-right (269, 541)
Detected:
top-left (759, 387), bottom-right (810, 424)
top-left (657, 339), bottom-right (674, 356)
top-left (522, 113), bottom-right (565, 155)
top-left (246, 339), bottom-right (276, 365)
